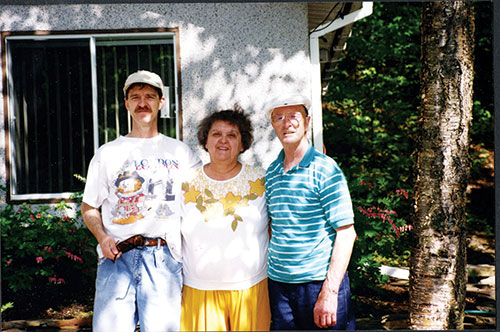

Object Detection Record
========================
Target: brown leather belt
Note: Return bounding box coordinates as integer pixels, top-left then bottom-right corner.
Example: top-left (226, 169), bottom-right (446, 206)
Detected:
top-left (116, 235), bottom-right (167, 254)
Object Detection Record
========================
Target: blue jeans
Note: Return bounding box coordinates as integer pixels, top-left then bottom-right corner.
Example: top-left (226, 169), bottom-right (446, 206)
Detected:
top-left (92, 244), bottom-right (182, 332)
top-left (268, 273), bottom-right (355, 330)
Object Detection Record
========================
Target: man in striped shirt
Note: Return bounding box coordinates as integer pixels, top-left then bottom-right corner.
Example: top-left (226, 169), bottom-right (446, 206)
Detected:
top-left (265, 94), bottom-right (357, 330)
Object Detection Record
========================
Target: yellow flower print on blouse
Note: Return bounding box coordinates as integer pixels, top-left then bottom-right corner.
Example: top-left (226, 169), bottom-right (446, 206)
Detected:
top-left (249, 177), bottom-right (265, 197)
top-left (182, 167), bottom-right (265, 231)
top-left (183, 185), bottom-right (201, 204)
top-left (220, 192), bottom-right (242, 213)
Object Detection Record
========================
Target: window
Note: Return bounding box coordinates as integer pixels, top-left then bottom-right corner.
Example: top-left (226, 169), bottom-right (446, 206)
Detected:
top-left (5, 32), bottom-right (179, 201)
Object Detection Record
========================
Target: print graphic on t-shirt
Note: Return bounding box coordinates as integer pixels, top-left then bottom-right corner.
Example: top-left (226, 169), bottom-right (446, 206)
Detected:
top-left (113, 170), bottom-right (146, 224)
top-left (111, 158), bottom-right (180, 224)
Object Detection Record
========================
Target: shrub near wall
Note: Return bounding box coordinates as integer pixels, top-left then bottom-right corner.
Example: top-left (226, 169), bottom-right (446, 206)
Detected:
top-left (1, 201), bottom-right (97, 319)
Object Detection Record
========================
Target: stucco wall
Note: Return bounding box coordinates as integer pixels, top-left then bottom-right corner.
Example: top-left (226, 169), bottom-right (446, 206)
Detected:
top-left (0, 3), bottom-right (312, 200)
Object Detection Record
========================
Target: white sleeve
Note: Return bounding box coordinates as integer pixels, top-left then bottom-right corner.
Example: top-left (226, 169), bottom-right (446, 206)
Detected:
top-left (187, 144), bottom-right (202, 169)
top-left (82, 151), bottom-right (108, 209)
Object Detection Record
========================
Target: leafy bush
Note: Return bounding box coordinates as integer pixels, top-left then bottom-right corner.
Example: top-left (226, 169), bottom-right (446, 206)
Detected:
top-left (323, 3), bottom-right (421, 293)
top-left (348, 178), bottom-right (413, 288)
top-left (323, 2), bottom-right (493, 295)
top-left (1, 200), bottom-right (97, 319)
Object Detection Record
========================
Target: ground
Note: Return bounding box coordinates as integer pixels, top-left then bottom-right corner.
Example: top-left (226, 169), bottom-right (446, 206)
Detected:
top-left (355, 230), bottom-right (496, 330)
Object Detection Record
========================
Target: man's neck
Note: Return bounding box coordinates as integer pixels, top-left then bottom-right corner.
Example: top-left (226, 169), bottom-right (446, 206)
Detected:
top-left (282, 138), bottom-right (309, 172)
top-left (126, 126), bottom-right (159, 138)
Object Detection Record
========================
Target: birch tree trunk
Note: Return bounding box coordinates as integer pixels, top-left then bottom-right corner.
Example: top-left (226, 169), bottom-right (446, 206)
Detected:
top-left (409, 2), bottom-right (474, 329)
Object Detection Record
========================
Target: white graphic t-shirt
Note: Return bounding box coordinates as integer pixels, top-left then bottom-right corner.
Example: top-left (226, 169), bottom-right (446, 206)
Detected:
top-left (82, 134), bottom-right (202, 260)
top-left (180, 164), bottom-right (269, 290)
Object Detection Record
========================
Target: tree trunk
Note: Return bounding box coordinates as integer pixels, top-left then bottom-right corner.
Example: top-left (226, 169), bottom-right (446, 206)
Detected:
top-left (409, 2), bottom-right (474, 330)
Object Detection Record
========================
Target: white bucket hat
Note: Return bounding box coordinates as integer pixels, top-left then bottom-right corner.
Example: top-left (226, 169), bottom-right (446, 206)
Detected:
top-left (264, 94), bottom-right (312, 118)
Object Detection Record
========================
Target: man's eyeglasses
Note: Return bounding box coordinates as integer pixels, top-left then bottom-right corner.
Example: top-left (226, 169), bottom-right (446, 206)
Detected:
top-left (271, 112), bottom-right (304, 125)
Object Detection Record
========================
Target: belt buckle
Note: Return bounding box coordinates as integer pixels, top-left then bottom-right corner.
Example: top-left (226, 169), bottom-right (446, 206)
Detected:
top-left (134, 235), bottom-right (145, 250)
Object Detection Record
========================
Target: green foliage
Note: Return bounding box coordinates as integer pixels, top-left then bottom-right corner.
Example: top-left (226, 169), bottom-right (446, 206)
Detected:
top-left (323, 3), bottom-right (422, 293)
top-left (1, 302), bottom-right (14, 313)
top-left (471, 101), bottom-right (493, 146)
top-left (471, 2), bottom-right (494, 149)
top-left (1, 198), bottom-right (97, 319)
top-left (324, 2), bottom-right (493, 294)
top-left (465, 2), bottom-right (495, 237)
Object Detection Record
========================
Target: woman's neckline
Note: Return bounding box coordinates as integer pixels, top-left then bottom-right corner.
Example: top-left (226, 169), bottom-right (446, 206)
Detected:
top-left (202, 162), bottom-right (244, 181)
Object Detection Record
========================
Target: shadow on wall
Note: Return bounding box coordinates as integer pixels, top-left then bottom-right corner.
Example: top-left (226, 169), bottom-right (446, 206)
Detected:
top-left (176, 4), bottom-right (311, 168)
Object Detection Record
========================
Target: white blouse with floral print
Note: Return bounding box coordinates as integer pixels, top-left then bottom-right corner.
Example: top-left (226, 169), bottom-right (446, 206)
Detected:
top-left (180, 163), bottom-right (269, 290)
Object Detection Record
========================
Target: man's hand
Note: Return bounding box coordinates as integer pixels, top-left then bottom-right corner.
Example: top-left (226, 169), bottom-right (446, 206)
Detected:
top-left (100, 235), bottom-right (121, 261)
top-left (81, 202), bottom-right (120, 261)
top-left (313, 285), bottom-right (338, 328)
top-left (313, 224), bottom-right (356, 328)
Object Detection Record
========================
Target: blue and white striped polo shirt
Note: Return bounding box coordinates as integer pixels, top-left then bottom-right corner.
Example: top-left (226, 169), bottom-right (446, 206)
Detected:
top-left (266, 144), bottom-right (354, 283)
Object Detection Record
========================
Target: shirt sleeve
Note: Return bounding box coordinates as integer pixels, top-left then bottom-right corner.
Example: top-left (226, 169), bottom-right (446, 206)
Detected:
top-left (82, 150), bottom-right (108, 209)
top-left (319, 161), bottom-right (355, 229)
top-left (187, 145), bottom-right (202, 169)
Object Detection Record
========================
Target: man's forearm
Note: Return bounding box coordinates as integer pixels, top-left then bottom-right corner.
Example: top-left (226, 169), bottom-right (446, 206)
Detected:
top-left (81, 201), bottom-right (119, 259)
top-left (323, 224), bottom-right (357, 292)
top-left (313, 223), bottom-right (356, 328)
top-left (81, 202), bottom-right (107, 243)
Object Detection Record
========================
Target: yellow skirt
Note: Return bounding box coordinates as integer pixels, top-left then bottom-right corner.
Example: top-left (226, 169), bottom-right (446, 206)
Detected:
top-left (181, 278), bottom-right (271, 331)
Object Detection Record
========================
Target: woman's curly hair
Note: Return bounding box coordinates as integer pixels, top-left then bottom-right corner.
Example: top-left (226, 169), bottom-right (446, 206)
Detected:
top-left (197, 105), bottom-right (254, 153)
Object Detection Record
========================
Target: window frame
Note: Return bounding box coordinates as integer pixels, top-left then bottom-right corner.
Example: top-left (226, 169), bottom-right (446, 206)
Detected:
top-left (2, 28), bottom-right (183, 203)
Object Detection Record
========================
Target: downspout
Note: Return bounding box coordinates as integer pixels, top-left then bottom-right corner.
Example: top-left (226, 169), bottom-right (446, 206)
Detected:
top-left (309, 2), bottom-right (373, 152)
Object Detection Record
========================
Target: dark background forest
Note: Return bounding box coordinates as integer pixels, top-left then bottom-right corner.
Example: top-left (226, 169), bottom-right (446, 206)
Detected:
top-left (322, 1), bottom-right (494, 326)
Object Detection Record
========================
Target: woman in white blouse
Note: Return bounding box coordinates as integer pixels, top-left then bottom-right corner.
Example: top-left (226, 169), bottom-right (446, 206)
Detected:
top-left (180, 107), bottom-right (270, 331)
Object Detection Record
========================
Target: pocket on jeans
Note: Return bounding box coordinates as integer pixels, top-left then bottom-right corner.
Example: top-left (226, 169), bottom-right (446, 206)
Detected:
top-left (96, 257), bottom-right (114, 282)
top-left (162, 247), bottom-right (182, 274)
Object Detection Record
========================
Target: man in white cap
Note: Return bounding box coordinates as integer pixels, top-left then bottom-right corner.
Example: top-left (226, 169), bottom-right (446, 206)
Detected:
top-left (81, 70), bottom-right (201, 331)
top-left (264, 94), bottom-right (357, 330)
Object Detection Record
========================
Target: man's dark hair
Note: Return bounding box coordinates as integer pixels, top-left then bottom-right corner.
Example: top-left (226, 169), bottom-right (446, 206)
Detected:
top-left (197, 105), bottom-right (254, 153)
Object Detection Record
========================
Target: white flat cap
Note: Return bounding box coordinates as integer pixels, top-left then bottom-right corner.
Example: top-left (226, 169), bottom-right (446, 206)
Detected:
top-left (264, 94), bottom-right (312, 118)
top-left (123, 70), bottom-right (164, 96)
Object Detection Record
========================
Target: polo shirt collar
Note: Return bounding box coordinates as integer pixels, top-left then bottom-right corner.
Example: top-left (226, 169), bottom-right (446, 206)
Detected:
top-left (277, 143), bottom-right (315, 171)
top-left (299, 144), bottom-right (315, 167)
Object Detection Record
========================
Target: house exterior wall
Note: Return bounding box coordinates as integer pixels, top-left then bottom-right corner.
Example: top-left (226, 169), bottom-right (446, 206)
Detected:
top-left (0, 3), bottom-right (312, 204)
